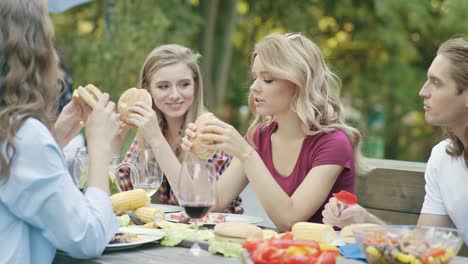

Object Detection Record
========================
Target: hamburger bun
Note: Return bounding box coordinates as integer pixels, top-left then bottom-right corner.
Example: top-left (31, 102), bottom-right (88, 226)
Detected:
top-left (213, 222), bottom-right (263, 243)
top-left (72, 89), bottom-right (87, 110)
top-left (192, 112), bottom-right (217, 159)
top-left (117, 88), bottom-right (152, 126)
top-left (341, 223), bottom-right (380, 244)
top-left (76, 84), bottom-right (103, 109)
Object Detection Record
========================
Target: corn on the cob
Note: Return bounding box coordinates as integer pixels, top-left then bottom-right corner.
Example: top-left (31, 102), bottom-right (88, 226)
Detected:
top-left (133, 207), bottom-right (165, 223)
top-left (141, 222), bottom-right (157, 229)
top-left (110, 189), bottom-right (148, 212)
top-left (292, 222), bottom-right (336, 243)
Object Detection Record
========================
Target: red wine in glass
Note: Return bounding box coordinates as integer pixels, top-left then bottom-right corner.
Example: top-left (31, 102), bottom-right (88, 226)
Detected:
top-left (182, 203), bottom-right (213, 219)
top-left (178, 154), bottom-right (217, 256)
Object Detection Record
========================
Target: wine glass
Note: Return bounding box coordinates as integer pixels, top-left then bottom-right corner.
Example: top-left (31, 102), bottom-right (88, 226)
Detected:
top-left (130, 146), bottom-right (163, 198)
top-left (72, 147), bottom-right (88, 192)
top-left (178, 153), bottom-right (217, 256)
top-left (73, 148), bottom-right (137, 195)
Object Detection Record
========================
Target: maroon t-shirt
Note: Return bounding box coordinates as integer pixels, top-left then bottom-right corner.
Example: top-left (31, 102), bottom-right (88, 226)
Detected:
top-left (252, 122), bottom-right (355, 223)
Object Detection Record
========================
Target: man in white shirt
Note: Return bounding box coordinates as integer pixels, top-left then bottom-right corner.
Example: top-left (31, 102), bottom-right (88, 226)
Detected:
top-left (322, 37), bottom-right (468, 244)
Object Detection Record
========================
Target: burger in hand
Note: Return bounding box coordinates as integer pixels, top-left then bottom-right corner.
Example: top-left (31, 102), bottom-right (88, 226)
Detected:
top-left (117, 88), bottom-right (152, 126)
top-left (208, 222), bottom-right (263, 258)
top-left (72, 84), bottom-right (103, 122)
top-left (191, 112), bottom-right (218, 160)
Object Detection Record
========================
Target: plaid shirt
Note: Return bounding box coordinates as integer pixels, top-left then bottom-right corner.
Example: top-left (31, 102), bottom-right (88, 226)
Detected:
top-left (117, 133), bottom-right (244, 215)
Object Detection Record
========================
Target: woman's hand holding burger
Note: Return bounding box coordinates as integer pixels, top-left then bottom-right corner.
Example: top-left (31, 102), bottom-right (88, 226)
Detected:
top-left (85, 93), bottom-right (120, 152)
top-left (181, 113), bottom-right (254, 161)
top-left (116, 88), bottom-right (161, 146)
top-left (126, 101), bottom-right (163, 142)
top-left (53, 100), bottom-right (87, 149)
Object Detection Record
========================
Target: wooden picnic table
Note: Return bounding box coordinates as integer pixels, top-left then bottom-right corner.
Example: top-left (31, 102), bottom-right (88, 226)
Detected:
top-left (53, 242), bottom-right (468, 264)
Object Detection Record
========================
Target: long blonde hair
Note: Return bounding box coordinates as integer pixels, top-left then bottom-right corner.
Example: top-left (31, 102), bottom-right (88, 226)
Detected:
top-left (246, 33), bottom-right (365, 172)
top-left (437, 37), bottom-right (468, 167)
top-left (0, 0), bottom-right (62, 177)
top-left (138, 44), bottom-right (204, 133)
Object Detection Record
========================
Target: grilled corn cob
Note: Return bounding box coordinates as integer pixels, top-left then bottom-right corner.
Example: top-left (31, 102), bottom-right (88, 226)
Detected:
top-left (133, 207), bottom-right (165, 223)
top-left (292, 222), bottom-right (336, 243)
top-left (110, 189), bottom-right (148, 212)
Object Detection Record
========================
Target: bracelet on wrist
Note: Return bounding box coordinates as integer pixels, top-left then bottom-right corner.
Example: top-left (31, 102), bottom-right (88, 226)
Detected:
top-left (240, 148), bottom-right (255, 163)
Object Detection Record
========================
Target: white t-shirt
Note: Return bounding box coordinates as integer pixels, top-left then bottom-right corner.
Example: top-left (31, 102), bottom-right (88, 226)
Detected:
top-left (421, 140), bottom-right (468, 244)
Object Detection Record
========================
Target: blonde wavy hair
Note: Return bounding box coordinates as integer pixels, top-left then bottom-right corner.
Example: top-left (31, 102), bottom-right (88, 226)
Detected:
top-left (0, 0), bottom-right (62, 177)
top-left (138, 44), bottom-right (204, 133)
top-left (246, 33), bottom-right (365, 173)
top-left (437, 37), bottom-right (468, 167)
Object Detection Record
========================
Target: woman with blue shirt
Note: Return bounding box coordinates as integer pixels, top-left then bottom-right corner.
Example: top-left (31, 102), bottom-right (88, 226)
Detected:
top-left (0, 0), bottom-right (119, 262)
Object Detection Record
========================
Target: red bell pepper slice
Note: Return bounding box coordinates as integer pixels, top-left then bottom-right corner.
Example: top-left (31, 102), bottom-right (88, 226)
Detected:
top-left (285, 255), bottom-right (318, 264)
top-left (279, 231), bottom-right (295, 240)
top-left (317, 251), bottom-right (339, 264)
top-left (243, 239), bottom-right (262, 253)
top-left (260, 247), bottom-right (286, 264)
top-left (333, 190), bottom-right (358, 205)
top-left (421, 248), bottom-right (446, 264)
top-left (271, 239), bottom-right (320, 249)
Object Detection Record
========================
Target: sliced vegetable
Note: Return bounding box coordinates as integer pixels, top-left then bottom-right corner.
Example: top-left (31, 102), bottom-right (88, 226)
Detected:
top-left (333, 190), bottom-right (358, 205)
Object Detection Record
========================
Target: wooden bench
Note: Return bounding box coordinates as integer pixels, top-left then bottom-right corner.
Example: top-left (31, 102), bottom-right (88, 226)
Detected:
top-left (358, 158), bottom-right (468, 256)
top-left (357, 158), bottom-right (426, 225)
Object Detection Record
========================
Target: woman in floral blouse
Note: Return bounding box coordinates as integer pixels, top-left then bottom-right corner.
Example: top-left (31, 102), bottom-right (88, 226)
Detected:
top-left (115, 44), bottom-right (243, 214)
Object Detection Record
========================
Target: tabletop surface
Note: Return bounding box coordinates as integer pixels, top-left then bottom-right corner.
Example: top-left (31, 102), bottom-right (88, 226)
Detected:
top-left (53, 242), bottom-right (468, 264)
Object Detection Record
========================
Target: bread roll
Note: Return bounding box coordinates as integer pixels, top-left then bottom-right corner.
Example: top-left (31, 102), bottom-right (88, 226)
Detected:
top-left (340, 223), bottom-right (380, 244)
top-left (192, 112), bottom-right (217, 159)
top-left (213, 222), bottom-right (263, 243)
top-left (118, 88), bottom-right (152, 126)
top-left (77, 84), bottom-right (103, 108)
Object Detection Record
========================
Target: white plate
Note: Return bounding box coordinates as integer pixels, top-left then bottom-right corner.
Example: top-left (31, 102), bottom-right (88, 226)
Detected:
top-left (118, 226), bottom-right (166, 237)
top-left (105, 234), bottom-right (163, 251)
top-left (150, 203), bottom-right (183, 213)
top-left (165, 212), bottom-right (264, 225)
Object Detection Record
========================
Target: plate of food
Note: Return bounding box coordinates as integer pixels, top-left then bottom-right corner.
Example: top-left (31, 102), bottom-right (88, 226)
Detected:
top-left (166, 212), bottom-right (264, 225)
top-left (105, 233), bottom-right (163, 251)
top-left (150, 203), bottom-right (183, 213)
top-left (118, 226), bottom-right (166, 237)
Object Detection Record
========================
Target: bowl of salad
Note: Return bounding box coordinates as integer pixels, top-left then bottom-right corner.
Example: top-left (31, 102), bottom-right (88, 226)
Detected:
top-left (352, 225), bottom-right (463, 264)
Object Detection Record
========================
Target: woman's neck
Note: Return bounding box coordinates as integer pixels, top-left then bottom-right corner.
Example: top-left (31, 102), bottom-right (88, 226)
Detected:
top-left (165, 116), bottom-right (184, 139)
top-left (274, 112), bottom-right (306, 140)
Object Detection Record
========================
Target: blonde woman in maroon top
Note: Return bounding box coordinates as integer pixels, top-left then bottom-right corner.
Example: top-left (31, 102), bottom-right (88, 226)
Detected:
top-left (182, 33), bottom-right (364, 231)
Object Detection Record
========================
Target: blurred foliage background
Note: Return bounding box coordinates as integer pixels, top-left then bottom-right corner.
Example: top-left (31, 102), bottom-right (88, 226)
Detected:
top-left (51, 0), bottom-right (468, 162)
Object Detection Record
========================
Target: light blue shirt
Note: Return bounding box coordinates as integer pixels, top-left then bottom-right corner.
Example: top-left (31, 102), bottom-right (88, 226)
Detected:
top-left (0, 118), bottom-right (119, 263)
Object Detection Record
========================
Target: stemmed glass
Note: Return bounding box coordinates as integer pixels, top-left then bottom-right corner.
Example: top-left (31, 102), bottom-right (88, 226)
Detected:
top-left (130, 145), bottom-right (163, 198)
top-left (178, 153), bottom-right (217, 256)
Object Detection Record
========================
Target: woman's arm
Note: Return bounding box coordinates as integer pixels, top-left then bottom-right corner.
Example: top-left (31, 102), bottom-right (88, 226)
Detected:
top-left (53, 100), bottom-right (87, 149)
top-left (241, 150), bottom-right (343, 231)
top-left (211, 158), bottom-right (250, 212)
top-left (125, 102), bottom-right (183, 198)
